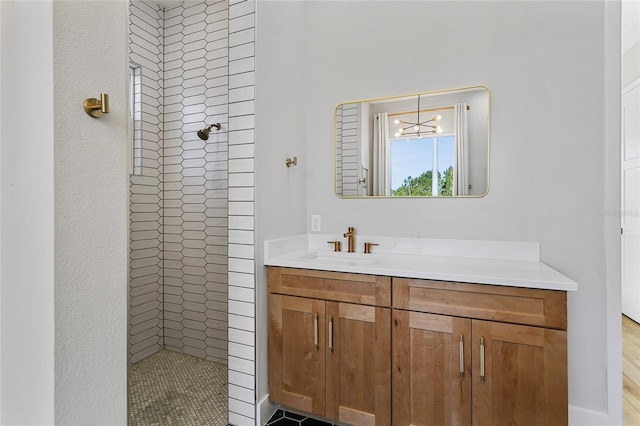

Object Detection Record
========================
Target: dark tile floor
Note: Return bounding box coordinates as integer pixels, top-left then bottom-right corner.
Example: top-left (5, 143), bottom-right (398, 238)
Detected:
top-left (266, 409), bottom-right (337, 426)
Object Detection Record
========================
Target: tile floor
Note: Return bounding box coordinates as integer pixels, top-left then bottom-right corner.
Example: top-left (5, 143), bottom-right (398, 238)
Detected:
top-left (266, 409), bottom-right (335, 426)
top-left (128, 349), bottom-right (228, 425)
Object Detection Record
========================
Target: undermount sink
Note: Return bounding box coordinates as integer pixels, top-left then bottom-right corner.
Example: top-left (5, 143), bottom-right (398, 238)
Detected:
top-left (300, 251), bottom-right (379, 266)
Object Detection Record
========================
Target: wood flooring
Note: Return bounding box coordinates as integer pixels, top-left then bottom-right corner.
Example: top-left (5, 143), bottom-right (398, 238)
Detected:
top-left (623, 315), bottom-right (640, 425)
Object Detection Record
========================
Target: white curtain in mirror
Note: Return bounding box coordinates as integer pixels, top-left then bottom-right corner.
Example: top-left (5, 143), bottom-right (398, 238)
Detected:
top-left (454, 103), bottom-right (469, 196)
top-left (373, 112), bottom-right (390, 196)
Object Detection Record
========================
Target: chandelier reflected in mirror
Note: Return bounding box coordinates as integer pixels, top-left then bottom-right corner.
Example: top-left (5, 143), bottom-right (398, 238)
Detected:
top-left (393, 94), bottom-right (443, 138)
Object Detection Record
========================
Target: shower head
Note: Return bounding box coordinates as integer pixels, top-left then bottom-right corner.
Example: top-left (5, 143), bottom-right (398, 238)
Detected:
top-left (197, 123), bottom-right (221, 141)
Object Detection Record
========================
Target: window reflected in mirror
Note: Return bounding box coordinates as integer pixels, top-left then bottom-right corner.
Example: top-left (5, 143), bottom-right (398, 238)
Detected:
top-left (335, 86), bottom-right (490, 198)
top-left (391, 135), bottom-right (454, 197)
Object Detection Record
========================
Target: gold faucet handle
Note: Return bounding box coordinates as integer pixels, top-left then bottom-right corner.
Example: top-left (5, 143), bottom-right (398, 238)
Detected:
top-left (364, 242), bottom-right (379, 254)
top-left (327, 241), bottom-right (342, 252)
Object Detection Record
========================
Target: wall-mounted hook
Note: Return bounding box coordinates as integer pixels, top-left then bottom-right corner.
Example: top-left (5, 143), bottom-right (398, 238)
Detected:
top-left (286, 157), bottom-right (298, 167)
top-left (83, 93), bottom-right (109, 118)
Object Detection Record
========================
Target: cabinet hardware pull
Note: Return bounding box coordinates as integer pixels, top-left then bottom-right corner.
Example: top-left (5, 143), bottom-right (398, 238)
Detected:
top-left (459, 334), bottom-right (464, 380)
top-left (314, 313), bottom-right (319, 351)
top-left (329, 316), bottom-right (334, 354)
top-left (480, 336), bottom-right (485, 384)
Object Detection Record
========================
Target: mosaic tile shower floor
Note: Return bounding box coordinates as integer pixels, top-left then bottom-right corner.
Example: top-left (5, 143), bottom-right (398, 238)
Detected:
top-left (128, 349), bottom-right (228, 425)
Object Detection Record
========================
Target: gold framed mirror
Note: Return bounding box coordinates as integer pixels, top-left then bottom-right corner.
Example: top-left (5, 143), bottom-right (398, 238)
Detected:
top-left (335, 86), bottom-right (490, 198)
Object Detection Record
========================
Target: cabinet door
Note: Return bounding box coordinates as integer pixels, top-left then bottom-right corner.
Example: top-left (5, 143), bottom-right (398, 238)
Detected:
top-left (472, 320), bottom-right (568, 426)
top-left (268, 294), bottom-right (326, 416)
top-left (392, 310), bottom-right (472, 426)
top-left (326, 302), bottom-right (391, 426)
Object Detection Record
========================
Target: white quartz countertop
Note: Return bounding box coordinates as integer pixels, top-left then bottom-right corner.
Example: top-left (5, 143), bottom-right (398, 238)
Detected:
top-left (264, 234), bottom-right (578, 292)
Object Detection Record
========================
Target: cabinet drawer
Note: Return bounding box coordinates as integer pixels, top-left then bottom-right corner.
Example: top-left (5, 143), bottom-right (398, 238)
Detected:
top-left (268, 267), bottom-right (391, 307)
top-left (393, 278), bottom-right (566, 329)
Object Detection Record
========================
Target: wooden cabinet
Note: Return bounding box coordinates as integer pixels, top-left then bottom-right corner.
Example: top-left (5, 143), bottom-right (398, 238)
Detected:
top-left (268, 268), bottom-right (391, 425)
top-left (325, 302), bottom-right (390, 425)
top-left (268, 294), bottom-right (326, 415)
top-left (268, 268), bottom-right (568, 426)
top-left (392, 277), bottom-right (567, 329)
top-left (392, 310), bottom-right (472, 426)
top-left (471, 320), bottom-right (567, 426)
top-left (392, 278), bottom-right (568, 426)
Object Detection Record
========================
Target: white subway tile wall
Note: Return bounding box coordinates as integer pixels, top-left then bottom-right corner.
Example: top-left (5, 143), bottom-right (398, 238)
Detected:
top-left (129, 1), bottom-right (257, 423)
top-left (227, 1), bottom-right (256, 422)
top-left (129, 0), bottom-right (231, 364)
top-left (129, 1), bottom-right (164, 364)
top-left (161, 0), bottom-right (230, 365)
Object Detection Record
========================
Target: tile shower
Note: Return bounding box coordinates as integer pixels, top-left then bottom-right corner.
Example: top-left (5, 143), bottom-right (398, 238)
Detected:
top-left (129, 0), bottom-right (229, 366)
top-left (128, 0), bottom-right (257, 424)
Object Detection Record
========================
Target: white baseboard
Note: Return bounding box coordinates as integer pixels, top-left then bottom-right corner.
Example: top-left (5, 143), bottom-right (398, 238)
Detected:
top-left (569, 405), bottom-right (613, 426)
top-left (257, 394), bottom-right (276, 426)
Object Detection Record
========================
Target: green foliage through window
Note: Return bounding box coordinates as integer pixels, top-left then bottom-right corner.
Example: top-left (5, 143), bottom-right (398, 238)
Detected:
top-left (392, 166), bottom-right (453, 197)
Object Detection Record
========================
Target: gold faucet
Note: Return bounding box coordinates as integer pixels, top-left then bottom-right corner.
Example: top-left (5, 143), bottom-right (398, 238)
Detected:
top-left (343, 227), bottom-right (355, 253)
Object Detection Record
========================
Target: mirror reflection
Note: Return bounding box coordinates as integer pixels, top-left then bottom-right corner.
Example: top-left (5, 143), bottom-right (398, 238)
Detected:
top-left (335, 86), bottom-right (490, 197)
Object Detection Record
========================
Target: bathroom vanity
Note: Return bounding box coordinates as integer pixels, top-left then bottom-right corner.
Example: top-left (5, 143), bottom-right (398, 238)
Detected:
top-left (265, 235), bottom-right (576, 426)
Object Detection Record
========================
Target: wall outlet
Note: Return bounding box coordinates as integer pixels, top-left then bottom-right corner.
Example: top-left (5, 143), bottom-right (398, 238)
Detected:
top-left (311, 215), bottom-right (321, 232)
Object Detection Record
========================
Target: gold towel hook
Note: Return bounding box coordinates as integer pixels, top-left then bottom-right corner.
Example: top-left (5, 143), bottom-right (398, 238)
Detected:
top-left (83, 93), bottom-right (109, 118)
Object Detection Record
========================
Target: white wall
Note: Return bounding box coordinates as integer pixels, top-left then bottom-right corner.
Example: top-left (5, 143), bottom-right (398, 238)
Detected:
top-left (305, 0), bottom-right (615, 418)
top-left (1, 1), bottom-right (128, 424)
top-left (52, 1), bottom-right (128, 424)
top-left (623, 0), bottom-right (640, 87)
top-left (0, 2), bottom-right (3, 417)
top-left (0, 2), bottom-right (55, 423)
top-left (256, 0), bottom-right (621, 422)
top-left (605, 2), bottom-right (623, 424)
top-left (255, 0), bottom-right (308, 421)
